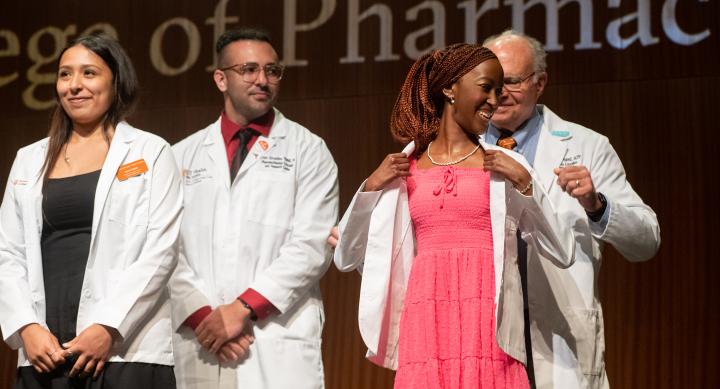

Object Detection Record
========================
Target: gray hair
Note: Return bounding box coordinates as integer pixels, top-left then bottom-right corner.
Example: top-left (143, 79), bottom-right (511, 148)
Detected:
top-left (483, 30), bottom-right (547, 76)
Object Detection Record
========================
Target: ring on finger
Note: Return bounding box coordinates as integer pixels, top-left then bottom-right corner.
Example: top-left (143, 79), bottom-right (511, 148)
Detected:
top-left (575, 179), bottom-right (580, 188)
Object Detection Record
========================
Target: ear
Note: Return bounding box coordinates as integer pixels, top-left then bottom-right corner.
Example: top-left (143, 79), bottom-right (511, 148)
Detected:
top-left (213, 69), bottom-right (228, 93)
top-left (442, 87), bottom-right (454, 101)
top-left (535, 72), bottom-right (548, 98)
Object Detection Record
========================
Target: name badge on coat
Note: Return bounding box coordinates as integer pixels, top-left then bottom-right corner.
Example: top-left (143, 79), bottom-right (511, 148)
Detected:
top-left (117, 159), bottom-right (148, 180)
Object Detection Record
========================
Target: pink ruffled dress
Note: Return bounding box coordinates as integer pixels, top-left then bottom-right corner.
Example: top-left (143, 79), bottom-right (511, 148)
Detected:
top-left (393, 159), bottom-right (529, 389)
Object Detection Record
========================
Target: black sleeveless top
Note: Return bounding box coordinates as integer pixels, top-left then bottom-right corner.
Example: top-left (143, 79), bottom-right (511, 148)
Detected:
top-left (19, 169), bottom-right (175, 389)
top-left (41, 170), bottom-right (100, 344)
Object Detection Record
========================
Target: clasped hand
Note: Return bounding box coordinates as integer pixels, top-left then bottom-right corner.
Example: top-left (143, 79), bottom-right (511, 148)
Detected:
top-left (195, 300), bottom-right (255, 363)
top-left (20, 322), bottom-right (114, 379)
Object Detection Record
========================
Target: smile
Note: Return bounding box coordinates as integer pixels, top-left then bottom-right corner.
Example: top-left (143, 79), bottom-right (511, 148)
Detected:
top-left (65, 97), bottom-right (92, 107)
top-left (67, 97), bottom-right (91, 103)
top-left (479, 111), bottom-right (494, 120)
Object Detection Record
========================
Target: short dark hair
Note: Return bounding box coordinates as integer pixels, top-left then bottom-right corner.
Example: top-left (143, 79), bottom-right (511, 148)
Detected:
top-left (43, 33), bottom-right (139, 178)
top-left (216, 28), bottom-right (273, 56)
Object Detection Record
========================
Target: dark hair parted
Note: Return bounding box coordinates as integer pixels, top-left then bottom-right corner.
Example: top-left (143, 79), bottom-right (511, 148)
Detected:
top-left (216, 28), bottom-right (273, 67)
top-left (43, 33), bottom-right (138, 178)
top-left (389, 43), bottom-right (497, 153)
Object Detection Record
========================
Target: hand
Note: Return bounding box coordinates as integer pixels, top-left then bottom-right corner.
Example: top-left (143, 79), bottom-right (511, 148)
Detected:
top-left (217, 331), bottom-right (255, 363)
top-left (19, 323), bottom-right (66, 373)
top-left (327, 226), bottom-right (339, 249)
top-left (364, 153), bottom-right (410, 192)
top-left (196, 300), bottom-right (252, 354)
top-left (483, 150), bottom-right (532, 194)
top-left (63, 324), bottom-right (114, 379)
top-left (554, 166), bottom-right (602, 212)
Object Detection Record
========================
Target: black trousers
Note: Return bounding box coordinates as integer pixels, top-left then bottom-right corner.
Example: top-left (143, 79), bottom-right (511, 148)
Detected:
top-left (16, 361), bottom-right (176, 389)
top-left (518, 232), bottom-right (536, 389)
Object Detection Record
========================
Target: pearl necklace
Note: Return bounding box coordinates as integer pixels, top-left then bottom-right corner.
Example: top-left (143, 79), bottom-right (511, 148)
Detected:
top-left (427, 141), bottom-right (481, 166)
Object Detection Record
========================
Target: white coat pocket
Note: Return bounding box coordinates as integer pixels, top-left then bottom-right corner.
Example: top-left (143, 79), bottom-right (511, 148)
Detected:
top-left (247, 174), bottom-right (295, 229)
top-left (569, 308), bottom-right (604, 376)
top-left (107, 175), bottom-right (149, 227)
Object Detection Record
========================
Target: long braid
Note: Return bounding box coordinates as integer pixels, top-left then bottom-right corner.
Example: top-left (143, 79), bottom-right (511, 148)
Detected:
top-left (390, 44), bottom-right (497, 154)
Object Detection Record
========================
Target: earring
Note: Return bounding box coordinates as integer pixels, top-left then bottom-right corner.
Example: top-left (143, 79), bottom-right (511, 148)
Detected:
top-left (450, 96), bottom-right (455, 105)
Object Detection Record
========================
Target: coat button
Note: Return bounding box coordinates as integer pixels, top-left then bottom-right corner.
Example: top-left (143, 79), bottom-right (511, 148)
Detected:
top-left (83, 289), bottom-right (92, 299)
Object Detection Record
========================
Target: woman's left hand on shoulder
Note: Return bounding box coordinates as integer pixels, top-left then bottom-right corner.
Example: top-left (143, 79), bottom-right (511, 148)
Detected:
top-left (483, 150), bottom-right (532, 192)
top-left (63, 323), bottom-right (115, 379)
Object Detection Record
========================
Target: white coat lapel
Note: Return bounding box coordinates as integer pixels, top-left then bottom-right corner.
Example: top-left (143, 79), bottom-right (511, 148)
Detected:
top-left (359, 181), bottom-right (398, 358)
top-left (480, 140), bottom-right (508, 304)
top-left (534, 110), bottom-right (570, 193)
top-left (359, 141), bottom-right (415, 359)
top-left (91, 123), bottom-right (134, 249)
top-left (202, 120), bottom-right (231, 189)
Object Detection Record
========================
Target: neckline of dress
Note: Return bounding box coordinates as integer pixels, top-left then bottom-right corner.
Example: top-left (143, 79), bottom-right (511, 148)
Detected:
top-left (411, 158), bottom-right (487, 173)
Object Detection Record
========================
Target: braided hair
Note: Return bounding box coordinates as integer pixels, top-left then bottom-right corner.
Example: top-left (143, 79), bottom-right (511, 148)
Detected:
top-left (390, 43), bottom-right (497, 154)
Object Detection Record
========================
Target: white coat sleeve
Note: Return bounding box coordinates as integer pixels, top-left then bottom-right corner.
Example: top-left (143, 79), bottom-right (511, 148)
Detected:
top-left (248, 141), bottom-right (340, 314)
top-left (510, 168), bottom-right (576, 269)
top-left (334, 181), bottom-right (382, 273)
top-left (588, 137), bottom-right (660, 261)
top-left (88, 144), bottom-right (183, 339)
top-left (167, 142), bottom-right (212, 330)
top-left (0, 153), bottom-right (40, 349)
top-left (168, 235), bottom-right (212, 330)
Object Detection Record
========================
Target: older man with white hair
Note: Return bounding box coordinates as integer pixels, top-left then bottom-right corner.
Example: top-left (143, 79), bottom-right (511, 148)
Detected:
top-left (482, 30), bottom-right (660, 389)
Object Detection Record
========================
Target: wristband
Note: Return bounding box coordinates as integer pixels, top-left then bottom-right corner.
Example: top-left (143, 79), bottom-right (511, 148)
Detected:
top-left (586, 192), bottom-right (607, 222)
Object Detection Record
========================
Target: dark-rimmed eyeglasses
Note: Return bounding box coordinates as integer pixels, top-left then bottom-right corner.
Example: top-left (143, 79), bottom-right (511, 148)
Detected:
top-left (219, 62), bottom-right (284, 84)
top-left (503, 72), bottom-right (535, 92)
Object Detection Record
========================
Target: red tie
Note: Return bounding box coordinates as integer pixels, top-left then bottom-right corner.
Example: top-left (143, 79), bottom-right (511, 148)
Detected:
top-left (497, 129), bottom-right (517, 150)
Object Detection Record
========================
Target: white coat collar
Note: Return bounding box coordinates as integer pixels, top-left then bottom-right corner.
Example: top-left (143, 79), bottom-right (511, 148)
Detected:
top-left (200, 108), bottom-right (287, 188)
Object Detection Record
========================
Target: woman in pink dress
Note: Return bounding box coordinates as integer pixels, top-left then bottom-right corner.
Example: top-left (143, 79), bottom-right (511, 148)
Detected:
top-left (334, 44), bottom-right (574, 389)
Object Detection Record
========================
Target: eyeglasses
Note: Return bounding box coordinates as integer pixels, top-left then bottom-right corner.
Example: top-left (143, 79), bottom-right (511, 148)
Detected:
top-left (503, 72), bottom-right (535, 92)
top-left (219, 62), bottom-right (285, 84)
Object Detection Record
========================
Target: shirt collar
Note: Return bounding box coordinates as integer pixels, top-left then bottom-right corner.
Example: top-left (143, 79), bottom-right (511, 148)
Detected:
top-left (220, 110), bottom-right (274, 146)
top-left (487, 106), bottom-right (542, 149)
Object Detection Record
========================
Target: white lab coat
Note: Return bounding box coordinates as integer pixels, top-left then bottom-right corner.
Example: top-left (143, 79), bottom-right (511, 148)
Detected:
top-left (334, 140), bottom-right (576, 370)
top-left (170, 109), bottom-right (339, 389)
top-left (0, 122), bottom-right (183, 367)
top-left (525, 105), bottom-right (660, 389)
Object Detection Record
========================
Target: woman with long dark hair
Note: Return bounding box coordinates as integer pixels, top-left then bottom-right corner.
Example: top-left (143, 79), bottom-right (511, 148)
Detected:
top-left (0, 34), bottom-right (181, 388)
top-left (334, 44), bottom-right (575, 388)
